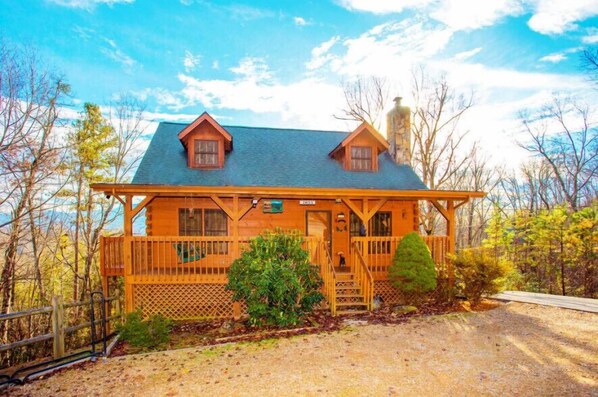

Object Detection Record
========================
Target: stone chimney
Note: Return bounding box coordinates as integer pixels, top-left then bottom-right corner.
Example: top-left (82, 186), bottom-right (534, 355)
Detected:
top-left (386, 96), bottom-right (411, 165)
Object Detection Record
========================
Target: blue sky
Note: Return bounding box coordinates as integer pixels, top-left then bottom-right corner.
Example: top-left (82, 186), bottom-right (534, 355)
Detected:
top-left (1, 0), bottom-right (597, 165)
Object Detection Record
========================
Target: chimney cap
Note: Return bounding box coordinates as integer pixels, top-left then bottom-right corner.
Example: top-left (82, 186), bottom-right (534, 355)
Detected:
top-left (393, 97), bottom-right (402, 107)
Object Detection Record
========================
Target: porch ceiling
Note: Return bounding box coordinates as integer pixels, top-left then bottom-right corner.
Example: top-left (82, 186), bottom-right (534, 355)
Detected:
top-left (91, 183), bottom-right (485, 201)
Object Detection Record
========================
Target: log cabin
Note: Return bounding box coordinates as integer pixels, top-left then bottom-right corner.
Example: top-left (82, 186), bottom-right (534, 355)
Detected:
top-left (93, 98), bottom-right (484, 319)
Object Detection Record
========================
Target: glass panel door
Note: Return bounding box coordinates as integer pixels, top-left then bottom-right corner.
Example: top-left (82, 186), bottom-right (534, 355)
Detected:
top-left (306, 211), bottom-right (332, 258)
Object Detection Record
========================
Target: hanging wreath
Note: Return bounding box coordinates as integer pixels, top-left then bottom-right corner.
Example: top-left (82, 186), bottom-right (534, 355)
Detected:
top-left (335, 219), bottom-right (347, 232)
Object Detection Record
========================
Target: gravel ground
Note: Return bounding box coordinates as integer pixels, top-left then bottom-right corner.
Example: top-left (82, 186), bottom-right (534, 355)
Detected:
top-left (3, 302), bottom-right (597, 397)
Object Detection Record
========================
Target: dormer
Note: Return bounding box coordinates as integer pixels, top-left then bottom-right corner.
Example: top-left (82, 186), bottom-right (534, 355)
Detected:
top-left (329, 122), bottom-right (389, 172)
top-left (178, 112), bottom-right (233, 169)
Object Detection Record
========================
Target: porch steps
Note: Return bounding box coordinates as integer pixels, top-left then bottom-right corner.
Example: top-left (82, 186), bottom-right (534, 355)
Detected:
top-left (334, 272), bottom-right (368, 316)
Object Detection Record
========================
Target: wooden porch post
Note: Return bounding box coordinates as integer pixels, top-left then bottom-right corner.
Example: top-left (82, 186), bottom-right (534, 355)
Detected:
top-left (446, 200), bottom-right (456, 292)
top-left (123, 195), bottom-right (134, 313)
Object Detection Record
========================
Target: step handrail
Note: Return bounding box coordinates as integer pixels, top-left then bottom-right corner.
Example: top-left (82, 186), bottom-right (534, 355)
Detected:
top-left (320, 241), bottom-right (337, 316)
top-left (351, 241), bottom-right (374, 310)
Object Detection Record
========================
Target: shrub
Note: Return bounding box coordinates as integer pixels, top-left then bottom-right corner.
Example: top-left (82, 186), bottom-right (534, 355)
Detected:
top-left (450, 248), bottom-right (508, 306)
top-left (388, 232), bottom-right (437, 305)
top-left (226, 230), bottom-right (324, 327)
top-left (118, 309), bottom-right (172, 348)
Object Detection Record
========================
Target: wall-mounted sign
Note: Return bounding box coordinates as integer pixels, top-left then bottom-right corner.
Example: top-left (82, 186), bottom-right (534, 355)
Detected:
top-left (299, 200), bottom-right (316, 205)
top-left (263, 200), bottom-right (283, 213)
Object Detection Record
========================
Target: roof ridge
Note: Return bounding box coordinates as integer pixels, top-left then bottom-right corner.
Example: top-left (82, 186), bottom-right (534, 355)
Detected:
top-left (158, 121), bottom-right (347, 134)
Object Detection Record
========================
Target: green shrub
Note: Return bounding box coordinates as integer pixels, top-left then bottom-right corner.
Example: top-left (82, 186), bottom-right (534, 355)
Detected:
top-left (450, 248), bottom-right (508, 306)
top-left (226, 230), bottom-right (324, 327)
top-left (388, 232), bottom-right (437, 305)
top-left (117, 309), bottom-right (172, 348)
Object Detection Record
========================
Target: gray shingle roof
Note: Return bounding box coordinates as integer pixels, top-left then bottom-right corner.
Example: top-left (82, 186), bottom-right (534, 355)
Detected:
top-left (132, 122), bottom-right (428, 191)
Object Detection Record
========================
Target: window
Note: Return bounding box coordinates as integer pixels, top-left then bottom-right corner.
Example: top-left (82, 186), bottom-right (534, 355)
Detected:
top-left (179, 208), bottom-right (227, 236)
top-left (350, 212), bottom-right (392, 254)
top-left (179, 208), bottom-right (228, 255)
top-left (351, 146), bottom-right (372, 171)
top-left (178, 208), bottom-right (202, 236)
top-left (204, 209), bottom-right (228, 236)
top-left (194, 140), bottom-right (218, 167)
top-left (350, 212), bottom-right (391, 237)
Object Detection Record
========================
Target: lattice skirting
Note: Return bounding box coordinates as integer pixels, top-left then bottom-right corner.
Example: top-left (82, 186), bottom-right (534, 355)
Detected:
top-left (133, 284), bottom-right (245, 320)
top-left (374, 280), bottom-right (405, 305)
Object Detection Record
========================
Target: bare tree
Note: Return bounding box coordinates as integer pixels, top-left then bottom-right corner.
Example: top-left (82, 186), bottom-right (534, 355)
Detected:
top-left (453, 149), bottom-right (501, 248)
top-left (410, 67), bottom-right (475, 234)
top-left (582, 46), bottom-right (598, 84)
top-left (519, 96), bottom-right (597, 210)
top-left (334, 76), bottom-right (389, 130)
top-left (0, 41), bottom-right (69, 327)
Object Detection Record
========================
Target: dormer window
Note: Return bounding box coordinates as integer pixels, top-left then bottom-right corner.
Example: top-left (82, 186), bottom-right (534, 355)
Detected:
top-left (194, 140), bottom-right (218, 167)
top-left (328, 122), bottom-right (389, 172)
top-left (177, 112), bottom-right (233, 169)
top-left (351, 146), bottom-right (372, 171)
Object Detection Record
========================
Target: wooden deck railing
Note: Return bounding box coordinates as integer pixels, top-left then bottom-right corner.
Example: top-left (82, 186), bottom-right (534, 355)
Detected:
top-left (101, 235), bottom-right (327, 284)
top-left (351, 235), bottom-right (448, 280)
top-left (100, 236), bottom-right (124, 276)
top-left (126, 236), bottom-right (251, 283)
top-left (351, 242), bottom-right (374, 310)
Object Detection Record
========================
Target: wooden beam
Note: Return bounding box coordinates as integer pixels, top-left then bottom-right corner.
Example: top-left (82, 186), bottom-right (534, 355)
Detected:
top-left (92, 183), bottom-right (486, 201)
top-left (365, 198), bottom-right (388, 221)
top-left (342, 198), bottom-right (365, 222)
top-left (210, 195), bottom-right (235, 220)
top-left (123, 195), bottom-right (133, 236)
top-left (113, 195), bottom-right (125, 205)
top-left (454, 199), bottom-right (469, 210)
top-left (238, 197), bottom-right (259, 221)
top-left (430, 199), bottom-right (449, 220)
top-left (131, 195), bottom-right (156, 218)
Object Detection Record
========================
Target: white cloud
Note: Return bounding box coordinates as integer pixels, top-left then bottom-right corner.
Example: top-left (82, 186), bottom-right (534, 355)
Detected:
top-left (212, 60), bottom-right (220, 70)
top-left (293, 16), bottom-right (309, 26)
top-left (527, 0), bottom-right (598, 35)
top-left (229, 57), bottom-right (272, 82)
top-left (101, 38), bottom-right (136, 73)
top-left (305, 36), bottom-right (340, 70)
top-left (339, 0), bottom-right (598, 36)
top-left (48, 0), bottom-right (133, 10)
top-left (539, 53), bottom-right (566, 63)
top-left (582, 27), bottom-right (598, 44)
top-left (336, 0), bottom-right (431, 14)
top-left (430, 0), bottom-right (524, 31)
top-left (183, 50), bottom-right (201, 72)
top-left (174, 73), bottom-right (345, 128)
top-left (453, 47), bottom-right (482, 61)
top-left (328, 19), bottom-right (454, 77)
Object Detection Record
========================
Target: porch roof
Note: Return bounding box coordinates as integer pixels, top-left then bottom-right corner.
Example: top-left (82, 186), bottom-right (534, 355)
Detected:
top-left (91, 183), bottom-right (485, 201)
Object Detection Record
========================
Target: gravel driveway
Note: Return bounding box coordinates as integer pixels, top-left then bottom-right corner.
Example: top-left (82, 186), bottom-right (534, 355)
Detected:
top-left (4, 302), bottom-right (597, 396)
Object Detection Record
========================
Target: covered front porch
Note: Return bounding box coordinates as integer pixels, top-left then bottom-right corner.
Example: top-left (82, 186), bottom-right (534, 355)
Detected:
top-left (94, 183), bottom-right (483, 318)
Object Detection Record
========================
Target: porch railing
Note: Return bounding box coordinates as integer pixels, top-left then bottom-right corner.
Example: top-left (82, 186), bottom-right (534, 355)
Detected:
top-left (100, 236), bottom-right (124, 276)
top-left (351, 242), bottom-right (374, 310)
top-left (100, 235), bottom-right (328, 281)
top-left (314, 240), bottom-right (337, 315)
top-left (351, 235), bottom-right (448, 280)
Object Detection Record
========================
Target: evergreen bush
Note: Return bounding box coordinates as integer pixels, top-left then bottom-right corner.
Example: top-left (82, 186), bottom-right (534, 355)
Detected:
top-left (117, 309), bottom-right (172, 348)
top-left (388, 232), bottom-right (437, 305)
top-left (226, 230), bottom-right (324, 327)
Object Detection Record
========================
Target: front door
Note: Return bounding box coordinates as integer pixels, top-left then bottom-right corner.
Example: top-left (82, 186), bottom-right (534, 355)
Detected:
top-left (306, 211), bottom-right (332, 258)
